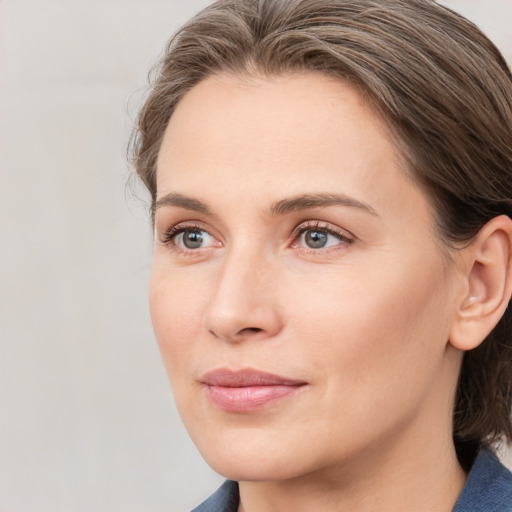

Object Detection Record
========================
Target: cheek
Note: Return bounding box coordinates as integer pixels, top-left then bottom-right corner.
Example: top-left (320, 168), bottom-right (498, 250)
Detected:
top-left (149, 265), bottom-right (206, 377)
top-left (287, 253), bottom-right (452, 400)
top-left (272, 256), bottom-right (454, 462)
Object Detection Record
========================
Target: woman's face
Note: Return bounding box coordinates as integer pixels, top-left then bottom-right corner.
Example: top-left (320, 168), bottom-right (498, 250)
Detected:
top-left (150, 72), bottom-right (464, 481)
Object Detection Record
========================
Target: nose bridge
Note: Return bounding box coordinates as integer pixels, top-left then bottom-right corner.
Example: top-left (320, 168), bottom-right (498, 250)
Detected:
top-left (203, 240), bottom-right (281, 342)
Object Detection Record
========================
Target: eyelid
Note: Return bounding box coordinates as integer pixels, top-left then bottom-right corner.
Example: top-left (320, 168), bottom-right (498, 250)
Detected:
top-left (159, 221), bottom-right (221, 251)
top-left (292, 220), bottom-right (354, 238)
top-left (289, 220), bottom-right (355, 250)
top-left (158, 219), bottom-right (353, 255)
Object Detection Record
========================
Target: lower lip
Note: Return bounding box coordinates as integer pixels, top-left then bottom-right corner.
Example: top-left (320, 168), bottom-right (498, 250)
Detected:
top-left (205, 384), bottom-right (305, 412)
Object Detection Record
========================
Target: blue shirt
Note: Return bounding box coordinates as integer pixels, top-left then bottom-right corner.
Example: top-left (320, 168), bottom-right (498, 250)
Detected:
top-left (192, 450), bottom-right (512, 511)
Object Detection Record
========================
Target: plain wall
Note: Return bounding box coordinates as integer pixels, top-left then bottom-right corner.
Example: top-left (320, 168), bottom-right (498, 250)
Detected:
top-left (1, 1), bottom-right (511, 511)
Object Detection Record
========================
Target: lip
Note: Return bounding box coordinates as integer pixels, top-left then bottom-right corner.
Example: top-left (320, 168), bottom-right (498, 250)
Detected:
top-left (200, 368), bottom-right (307, 412)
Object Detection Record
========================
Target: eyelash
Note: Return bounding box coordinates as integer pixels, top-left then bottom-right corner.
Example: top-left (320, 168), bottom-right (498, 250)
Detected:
top-left (160, 221), bottom-right (354, 253)
top-left (291, 221), bottom-right (354, 252)
top-left (160, 223), bottom-right (208, 246)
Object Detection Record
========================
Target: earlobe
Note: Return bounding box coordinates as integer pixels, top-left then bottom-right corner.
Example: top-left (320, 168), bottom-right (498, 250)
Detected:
top-left (449, 215), bottom-right (512, 351)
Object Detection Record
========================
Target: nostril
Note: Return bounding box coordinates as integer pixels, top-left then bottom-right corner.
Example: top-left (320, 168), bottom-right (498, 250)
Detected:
top-left (208, 327), bottom-right (262, 340)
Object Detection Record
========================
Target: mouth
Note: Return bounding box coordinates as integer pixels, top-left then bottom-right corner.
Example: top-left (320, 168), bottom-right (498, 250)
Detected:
top-left (200, 368), bottom-right (308, 412)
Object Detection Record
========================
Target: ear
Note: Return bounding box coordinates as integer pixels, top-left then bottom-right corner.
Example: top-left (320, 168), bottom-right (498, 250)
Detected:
top-left (450, 215), bottom-right (512, 351)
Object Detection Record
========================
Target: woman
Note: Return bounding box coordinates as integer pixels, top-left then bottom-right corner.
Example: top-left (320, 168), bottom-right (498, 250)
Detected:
top-left (131, 0), bottom-right (512, 510)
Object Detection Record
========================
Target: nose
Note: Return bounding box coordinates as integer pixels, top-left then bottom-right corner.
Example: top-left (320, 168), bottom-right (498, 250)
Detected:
top-left (203, 246), bottom-right (283, 343)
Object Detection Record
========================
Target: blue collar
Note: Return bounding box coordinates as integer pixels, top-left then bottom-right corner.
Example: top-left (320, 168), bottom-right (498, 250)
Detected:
top-left (453, 449), bottom-right (512, 511)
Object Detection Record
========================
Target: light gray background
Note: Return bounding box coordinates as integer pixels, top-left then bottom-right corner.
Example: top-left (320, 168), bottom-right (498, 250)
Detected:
top-left (1, 1), bottom-right (511, 511)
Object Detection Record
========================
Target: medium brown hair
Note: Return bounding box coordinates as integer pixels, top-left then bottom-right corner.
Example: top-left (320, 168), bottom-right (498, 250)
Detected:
top-left (130, 0), bottom-right (512, 467)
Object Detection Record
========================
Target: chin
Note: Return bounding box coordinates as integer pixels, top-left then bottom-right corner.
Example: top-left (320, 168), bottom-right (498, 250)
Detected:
top-left (187, 428), bottom-right (286, 480)
top-left (190, 426), bottom-right (334, 483)
top-left (204, 453), bottom-right (307, 483)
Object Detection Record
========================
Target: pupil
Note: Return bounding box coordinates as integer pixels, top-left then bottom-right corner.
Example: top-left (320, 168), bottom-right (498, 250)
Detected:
top-left (183, 230), bottom-right (203, 249)
top-left (305, 230), bottom-right (327, 248)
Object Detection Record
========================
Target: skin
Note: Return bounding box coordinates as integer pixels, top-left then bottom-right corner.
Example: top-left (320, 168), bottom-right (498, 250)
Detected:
top-left (150, 72), bottom-right (471, 511)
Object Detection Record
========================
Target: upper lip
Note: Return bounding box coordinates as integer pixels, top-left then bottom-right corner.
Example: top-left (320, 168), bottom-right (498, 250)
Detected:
top-left (200, 368), bottom-right (307, 387)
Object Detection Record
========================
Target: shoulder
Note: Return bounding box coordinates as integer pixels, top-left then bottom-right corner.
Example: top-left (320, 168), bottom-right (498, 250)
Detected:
top-left (191, 480), bottom-right (239, 512)
top-left (453, 449), bottom-right (512, 512)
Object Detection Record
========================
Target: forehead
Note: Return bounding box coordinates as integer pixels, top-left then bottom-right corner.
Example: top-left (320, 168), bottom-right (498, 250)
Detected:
top-left (161, 72), bottom-right (391, 151)
top-left (156, 71), bottom-right (431, 230)
top-left (159, 73), bottom-right (400, 182)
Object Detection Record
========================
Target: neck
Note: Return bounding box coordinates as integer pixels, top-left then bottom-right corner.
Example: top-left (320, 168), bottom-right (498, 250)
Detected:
top-left (238, 433), bottom-right (465, 512)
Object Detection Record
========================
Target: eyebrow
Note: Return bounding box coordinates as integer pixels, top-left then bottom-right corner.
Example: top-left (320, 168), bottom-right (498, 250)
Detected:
top-left (270, 193), bottom-right (378, 216)
top-left (153, 192), bottom-right (212, 215)
top-left (153, 192), bottom-right (378, 217)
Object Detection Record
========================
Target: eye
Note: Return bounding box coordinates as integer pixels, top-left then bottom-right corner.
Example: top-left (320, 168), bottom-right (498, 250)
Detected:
top-left (161, 224), bottom-right (218, 251)
top-left (292, 222), bottom-right (353, 251)
top-left (177, 229), bottom-right (215, 249)
top-left (299, 229), bottom-right (340, 249)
